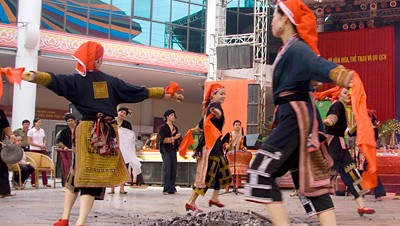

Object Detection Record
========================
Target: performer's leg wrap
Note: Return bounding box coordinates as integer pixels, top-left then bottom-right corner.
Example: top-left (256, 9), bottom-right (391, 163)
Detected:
top-left (245, 145), bottom-right (285, 203)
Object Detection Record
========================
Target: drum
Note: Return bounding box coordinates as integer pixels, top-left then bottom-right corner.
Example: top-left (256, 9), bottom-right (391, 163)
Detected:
top-left (226, 150), bottom-right (252, 175)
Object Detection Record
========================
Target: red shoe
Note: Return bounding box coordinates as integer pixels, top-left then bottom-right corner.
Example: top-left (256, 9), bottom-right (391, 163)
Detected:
top-left (185, 203), bottom-right (203, 212)
top-left (357, 207), bottom-right (375, 216)
top-left (208, 200), bottom-right (225, 208)
top-left (44, 184), bottom-right (52, 188)
top-left (54, 219), bottom-right (68, 226)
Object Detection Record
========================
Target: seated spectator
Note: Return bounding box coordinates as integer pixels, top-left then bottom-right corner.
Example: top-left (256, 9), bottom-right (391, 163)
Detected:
top-left (12, 135), bottom-right (34, 189)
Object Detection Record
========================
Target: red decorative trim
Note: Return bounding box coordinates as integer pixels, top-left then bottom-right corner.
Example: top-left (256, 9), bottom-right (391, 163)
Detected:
top-left (0, 24), bottom-right (208, 74)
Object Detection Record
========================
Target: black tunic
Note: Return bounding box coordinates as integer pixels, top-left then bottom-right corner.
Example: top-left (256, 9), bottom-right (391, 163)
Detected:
top-left (47, 70), bottom-right (149, 118)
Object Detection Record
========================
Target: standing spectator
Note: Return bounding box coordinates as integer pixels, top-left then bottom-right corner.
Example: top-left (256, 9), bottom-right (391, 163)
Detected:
top-left (159, 109), bottom-right (181, 195)
top-left (0, 108), bottom-right (16, 198)
top-left (135, 135), bottom-right (144, 151)
top-left (109, 107), bottom-right (134, 194)
top-left (27, 117), bottom-right (51, 187)
top-left (11, 135), bottom-right (34, 189)
top-left (57, 113), bottom-right (76, 187)
top-left (134, 135), bottom-right (146, 186)
top-left (13, 119), bottom-right (30, 151)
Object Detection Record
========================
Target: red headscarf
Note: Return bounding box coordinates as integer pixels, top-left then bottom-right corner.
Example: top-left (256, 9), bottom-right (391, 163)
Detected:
top-left (277, 0), bottom-right (319, 55)
top-left (72, 41), bottom-right (104, 76)
top-left (202, 83), bottom-right (224, 115)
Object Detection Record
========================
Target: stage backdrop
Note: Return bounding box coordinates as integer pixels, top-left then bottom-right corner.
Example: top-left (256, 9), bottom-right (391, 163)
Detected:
top-left (204, 79), bottom-right (253, 136)
top-left (318, 26), bottom-right (395, 122)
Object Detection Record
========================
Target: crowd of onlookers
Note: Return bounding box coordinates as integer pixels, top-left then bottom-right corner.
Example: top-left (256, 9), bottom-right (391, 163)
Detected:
top-left (0, 115), bottom-right (51, 197)
top-left (1, 108), bottom-right (149, 198)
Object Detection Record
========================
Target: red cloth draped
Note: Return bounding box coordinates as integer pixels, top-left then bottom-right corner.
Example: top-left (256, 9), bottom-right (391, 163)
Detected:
top-left (351, 72), bottom-right (378, 189)
top-left (318, 27), bottom-right (395, 122)
top-left (178, 129), bottom-right (195, 159)
top-left (314, 86), bottom-right (342, 101)
top-left (0, 67), bottom-right (24, 100)
top-left (204, 114), bottom-right (222, 150)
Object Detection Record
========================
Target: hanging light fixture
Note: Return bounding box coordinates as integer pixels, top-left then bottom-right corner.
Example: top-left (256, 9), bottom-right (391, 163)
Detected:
top-left (360, 4), bottom-right (367, 10)
top-left (359, 21), bottom-right (365, 29)
top-left (342, 23), bottom-right (349, 30)
top-left (370, 3), bottom-right (377, 10)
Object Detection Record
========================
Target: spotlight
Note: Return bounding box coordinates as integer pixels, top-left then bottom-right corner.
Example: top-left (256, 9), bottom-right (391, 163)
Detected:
top-left (390, 1), bottom-right (397, 7)
top-left (370, 3), bottom-right (377, 10)
top-left (367, 20), bottom-right (374, 28)
top-left (360, 4), bottom-right (367, 10)
top-left (350, 22), bottom-right (357, 29)
top-left (315, 8), bottom-right (324, 15)
top-left (325, 6), bottom-right (332, 13)
top-left (359, 21), bottom-right (365, 29)
top-left (342, 23), bottom-right (349, 30)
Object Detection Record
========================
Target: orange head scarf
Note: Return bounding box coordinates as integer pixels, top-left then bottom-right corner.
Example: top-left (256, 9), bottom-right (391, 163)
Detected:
top-left (72, 41), bottom-right (104, 76)
top-left (202, 83), bottom-right (224, 116)
top-left (314, 86), bottom-right (342, 101)
top-left (277, 0), bottom-right (319, 55)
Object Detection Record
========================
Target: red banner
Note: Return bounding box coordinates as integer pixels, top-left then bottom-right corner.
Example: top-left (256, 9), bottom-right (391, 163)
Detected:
top-left (2, 105), bottom-right (68, 121)
top-left (318, 27), bottom-right (395, 121)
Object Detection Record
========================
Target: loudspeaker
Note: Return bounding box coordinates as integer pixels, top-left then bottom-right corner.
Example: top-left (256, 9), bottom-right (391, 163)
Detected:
top-left (227, 46), bottom-right (240, 69)
top-left (176, 162), bottom-right (191, 186)
top-left (141, 161), bottom-right (163, 185)
top-left (246, 134), bottom-right (263, 149)
top-left (216, 46), bottom-right (229, 70)
top-left (238, 45), bottom-right (253, 68)
top-left (217, 45), bottom-right (253, 70)
top-left (247, 84), bottom-right (260, 134)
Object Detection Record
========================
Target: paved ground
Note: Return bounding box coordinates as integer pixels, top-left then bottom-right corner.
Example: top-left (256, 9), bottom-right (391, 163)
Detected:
top-left (0, 183), bottom-right (399, 226)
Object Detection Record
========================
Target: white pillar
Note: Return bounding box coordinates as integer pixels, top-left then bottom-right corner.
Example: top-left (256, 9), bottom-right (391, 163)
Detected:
top-left (11, 0), bottom-right (42, 130)
top-left (206, 0), bottom-right (226, 81)
top-left (206, 0), bottom-right (217, 81)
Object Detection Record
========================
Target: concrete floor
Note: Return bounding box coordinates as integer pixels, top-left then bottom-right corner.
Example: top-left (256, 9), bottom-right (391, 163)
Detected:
top-left (0, 183), bottom-right (399, 226)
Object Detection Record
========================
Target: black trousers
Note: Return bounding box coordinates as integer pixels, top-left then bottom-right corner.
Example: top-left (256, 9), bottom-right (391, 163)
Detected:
top-left (0, 149), bottom-right (11, 195)
top-left (13, 164), bottom-right (34, 184)
top-left (161, 151), bottom-right (177, 193)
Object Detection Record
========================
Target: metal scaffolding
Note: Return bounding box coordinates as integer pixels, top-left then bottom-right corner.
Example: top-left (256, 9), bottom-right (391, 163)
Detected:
top-left (253, 0), bottom-right (270, 134)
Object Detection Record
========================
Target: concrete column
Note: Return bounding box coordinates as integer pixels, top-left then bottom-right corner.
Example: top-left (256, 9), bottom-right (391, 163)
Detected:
top-left (205, 0), bottom-right (216, 54)
top-left (140, 99), bottom-right (154, 130)
top-left (206, 0), bottom-right (226, 81)
top-left (11, 0), bottom-right (42, 130)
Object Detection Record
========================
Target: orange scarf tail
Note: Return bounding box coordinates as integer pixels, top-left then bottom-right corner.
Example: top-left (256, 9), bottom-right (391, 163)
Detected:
top-left (178, 129), bottom-right (195, 159)
top-left (165, 81), bottom-right (183, 96)
top-left (351, 72), bottom-right (378, 189)
top-left (0, 67), bottom-right (24, 100)
top-left (204, 114), bottom-right (222, 150)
